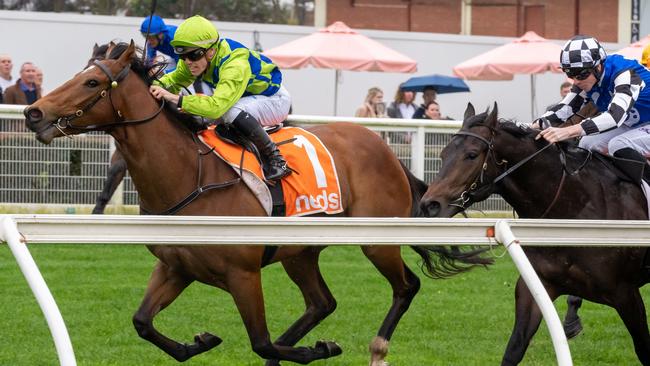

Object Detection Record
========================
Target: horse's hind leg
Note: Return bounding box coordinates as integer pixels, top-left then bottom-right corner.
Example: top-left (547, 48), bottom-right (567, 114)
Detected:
top-left (132, 260), bottom-right (222, 361)
top-left (614, 287), bottom-right (650, 365)
top-left (563, 295), bottom-right (583, 339)
top-left (227, 267), bottom-right (340, 364)
top-left (502, 277), bottom-right (558, 366)
top-left (265, 248), bottom-right (340, 366)
top-left (362, 246), bottom-right (421, 366)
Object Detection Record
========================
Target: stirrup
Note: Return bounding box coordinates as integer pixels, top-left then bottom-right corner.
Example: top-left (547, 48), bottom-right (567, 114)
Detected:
top-left (264, 163), bottom-right (291, 182)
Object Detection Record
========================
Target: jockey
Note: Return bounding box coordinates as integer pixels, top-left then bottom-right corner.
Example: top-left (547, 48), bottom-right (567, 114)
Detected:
top-left (534, 35), bottom-right (650, 182)
top-left (149, 15), bottom-right (291, 182)
top-left (140, 15), bottom-right (178, 70)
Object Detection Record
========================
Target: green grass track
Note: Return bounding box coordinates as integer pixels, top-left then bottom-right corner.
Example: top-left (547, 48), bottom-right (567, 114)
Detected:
top-left (0, 244), bottom-right (646, 365)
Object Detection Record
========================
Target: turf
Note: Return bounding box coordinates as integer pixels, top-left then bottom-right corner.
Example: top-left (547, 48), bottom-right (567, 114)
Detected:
top-left (0, 244), bottom-right (647, 365)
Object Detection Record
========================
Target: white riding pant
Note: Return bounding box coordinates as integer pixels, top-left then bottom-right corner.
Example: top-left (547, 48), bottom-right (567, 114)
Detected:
top-left (578, 124), bottom-right (650, 157)
top-left (222, 85), bottom-right (291, 127)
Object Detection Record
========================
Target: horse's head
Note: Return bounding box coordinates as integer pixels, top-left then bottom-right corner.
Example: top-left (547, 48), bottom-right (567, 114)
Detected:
top-left (24, 41), bottom-right (138, 144)
top-left (420, 102), bottom-right (506, 217)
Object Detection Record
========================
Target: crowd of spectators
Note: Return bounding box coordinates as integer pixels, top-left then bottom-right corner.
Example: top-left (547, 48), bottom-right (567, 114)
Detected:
top-left (355, 83), bottom-right (454, 122)
top-left (0, 54), bottom-right (43, 105)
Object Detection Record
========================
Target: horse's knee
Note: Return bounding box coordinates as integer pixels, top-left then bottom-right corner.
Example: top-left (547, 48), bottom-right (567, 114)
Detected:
top-left (252, 339), bottom-right (277, 359)
top-left (132, 312), bottom-right (152, 338)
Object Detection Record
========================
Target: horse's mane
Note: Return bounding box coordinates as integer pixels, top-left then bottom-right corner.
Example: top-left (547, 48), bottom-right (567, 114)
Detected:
top-left (106, 42), bottom-right (202, 129)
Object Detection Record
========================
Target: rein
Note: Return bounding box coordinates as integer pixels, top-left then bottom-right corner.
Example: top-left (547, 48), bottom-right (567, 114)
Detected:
top-left (450, 128), bottom-right (589, 217)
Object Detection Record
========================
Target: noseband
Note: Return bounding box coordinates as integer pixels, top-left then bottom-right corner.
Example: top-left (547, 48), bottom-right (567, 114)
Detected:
top-left (450, 128), bottom-right (586, 217)
top-left (54, 59), bottom-right (165, 132)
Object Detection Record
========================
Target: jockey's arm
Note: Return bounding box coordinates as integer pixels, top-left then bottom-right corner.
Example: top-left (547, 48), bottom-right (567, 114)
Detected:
top-left (177, 49), bottom-right (251, 120)
top-left (579, 69), bottom-right (643, 135)
top-left (153, 60), bottom-right (195, 94)
top-left (535, 85), bottom-right (587, 128)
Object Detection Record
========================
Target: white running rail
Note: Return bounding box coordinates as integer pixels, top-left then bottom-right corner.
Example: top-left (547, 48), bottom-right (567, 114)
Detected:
top-left (4, 214), bottom-right (650, 366)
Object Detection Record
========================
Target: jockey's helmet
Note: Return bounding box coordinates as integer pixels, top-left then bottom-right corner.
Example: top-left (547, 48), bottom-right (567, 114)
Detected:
top-left (140, 15), bottom-right (166, 35)
top-left (560, 35), bottom-right (607, 77)
top-left (171, 15), bottom-right (220, 55)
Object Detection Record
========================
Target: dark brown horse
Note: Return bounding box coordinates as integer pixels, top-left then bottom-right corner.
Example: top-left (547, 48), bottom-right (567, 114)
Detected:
top-left (420, 103), bottom-right (650, 365)
top-left (23, 41), bottom-right (489, 365)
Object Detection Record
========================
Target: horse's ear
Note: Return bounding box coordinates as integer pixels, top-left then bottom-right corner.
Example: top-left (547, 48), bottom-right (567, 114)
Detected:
top-left (485, 102), bottom-right (499, 128)
top-left (93, 43), bottom-right (99, 52)
top-left (117, 40), bottom-right (136, 65)
top-left (109, 40), bottom-right (116, 48)
top-left (463, 103), bottom-right (476, 121)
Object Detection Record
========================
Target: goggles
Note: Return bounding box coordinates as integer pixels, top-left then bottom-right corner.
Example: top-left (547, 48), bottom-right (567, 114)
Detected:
top-left (563, 68), bottom-right (593, 81)
top-left (141, 32), bottom-right (161, 38)
top-left (177, 48), bottom-right (207, 62)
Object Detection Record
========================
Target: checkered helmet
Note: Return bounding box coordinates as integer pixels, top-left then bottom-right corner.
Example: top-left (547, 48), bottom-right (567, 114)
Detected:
top-left (560, 35), bottom-right (607, 70)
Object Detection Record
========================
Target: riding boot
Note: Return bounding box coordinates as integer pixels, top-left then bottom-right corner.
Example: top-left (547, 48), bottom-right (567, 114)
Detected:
top-left (232, 111), bottom-right (291, 182)
top-left (613, 148), bottom-right (648, 185)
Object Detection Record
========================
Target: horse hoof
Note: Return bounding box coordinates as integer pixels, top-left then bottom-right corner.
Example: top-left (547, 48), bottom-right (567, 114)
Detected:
top-left (315, 340), bottom-right (343, 358)
top-left (563, 317), bottom-right (583, 339)
top-left (194, 332), bottom-right (223, 349)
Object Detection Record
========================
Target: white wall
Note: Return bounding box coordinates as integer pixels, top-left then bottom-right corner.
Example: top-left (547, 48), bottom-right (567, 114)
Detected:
top-left (0, 10), bottom-right (626, 123)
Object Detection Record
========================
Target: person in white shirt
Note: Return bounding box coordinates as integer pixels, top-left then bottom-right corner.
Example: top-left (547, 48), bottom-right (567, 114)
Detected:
top-left (0, 54), bottom-right (13, 92)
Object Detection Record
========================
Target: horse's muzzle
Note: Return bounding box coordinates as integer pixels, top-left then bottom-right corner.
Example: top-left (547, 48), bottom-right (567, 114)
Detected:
top-left (24, 106), bottom-right (44, 128)
top-left (420, 199), bottom-right (442, 217)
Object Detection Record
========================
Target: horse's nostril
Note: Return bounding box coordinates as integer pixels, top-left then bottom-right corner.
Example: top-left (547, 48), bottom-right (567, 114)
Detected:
top-left (420, 200), bottom-right (441, 217)
top-left (24, 107), bottom-right (43, 123)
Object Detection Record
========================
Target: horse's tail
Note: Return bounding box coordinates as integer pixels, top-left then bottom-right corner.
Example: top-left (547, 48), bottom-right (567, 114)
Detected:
top-left (399, 162), bottom-right (494, 278)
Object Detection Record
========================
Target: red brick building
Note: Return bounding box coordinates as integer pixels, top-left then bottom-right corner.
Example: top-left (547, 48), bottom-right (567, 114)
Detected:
top-left (321, 0), bottom-right (625, 43)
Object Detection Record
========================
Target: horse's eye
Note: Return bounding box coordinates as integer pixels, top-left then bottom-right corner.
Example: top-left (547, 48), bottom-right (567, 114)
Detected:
top-left (86, 79), bottom-right (99, 88)
top-left (466, 152), bottom-right (479, 160)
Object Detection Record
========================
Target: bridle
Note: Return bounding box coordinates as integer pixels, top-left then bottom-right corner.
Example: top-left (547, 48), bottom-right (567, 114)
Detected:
top-left (449, 127), bottom-right (590, 217)
top-left (53, 59), bottom-right (165, 134)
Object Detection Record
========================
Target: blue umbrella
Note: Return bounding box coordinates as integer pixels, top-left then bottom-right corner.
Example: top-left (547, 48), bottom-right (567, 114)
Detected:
top-left (400, 74), bottom-right (470, 94)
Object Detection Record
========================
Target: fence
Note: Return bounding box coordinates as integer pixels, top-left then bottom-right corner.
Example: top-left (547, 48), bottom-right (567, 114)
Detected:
top-left (1, 104), bottom-right (511, 212)
top-left (5, 214), bottom-right (650, 366)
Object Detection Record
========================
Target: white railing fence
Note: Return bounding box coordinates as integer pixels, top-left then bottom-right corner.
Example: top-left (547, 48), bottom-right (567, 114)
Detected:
top-left (0, 104), bottom-right (512, 212)
top-left (4, 215), bottom-right (650, 365)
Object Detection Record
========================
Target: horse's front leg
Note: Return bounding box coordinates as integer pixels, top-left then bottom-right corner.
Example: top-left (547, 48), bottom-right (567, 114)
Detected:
top-left (362, 246), bottom-right (421, 366)
top-left (502, 277), bottom-right (557, 366)
top-left (563, 295), bottom-right (583, 339)
top-left (614, 286), bottom-right (650, 365)
top-left (228, 267), bottom-right (339, 364)
top-left (265, 248), bottom-right (341, 366)
top-left (132, 260), bottom-right (222, 361)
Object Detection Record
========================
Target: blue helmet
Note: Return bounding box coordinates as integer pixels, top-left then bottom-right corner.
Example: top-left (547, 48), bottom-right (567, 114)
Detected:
top-left (140, 15), bottom-right (166, 35)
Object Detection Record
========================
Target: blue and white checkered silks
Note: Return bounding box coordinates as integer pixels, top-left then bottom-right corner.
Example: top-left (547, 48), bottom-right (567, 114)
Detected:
top-left (560, 35), bottom-right (607, 69)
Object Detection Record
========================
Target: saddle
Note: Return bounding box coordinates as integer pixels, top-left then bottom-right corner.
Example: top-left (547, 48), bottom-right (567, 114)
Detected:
top-left (213, 122), bottom-right (287, 217)
top-left (592, 151), bottom-right (650, 185)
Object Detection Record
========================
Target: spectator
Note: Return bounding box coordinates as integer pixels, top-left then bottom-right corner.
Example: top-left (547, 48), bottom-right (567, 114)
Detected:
top-left (0, 54), bottom-right (13, 92)
top-left (4, 62), bottom-right (41, 105)
top-left (412, 86), bottom-right (437, 119)
top-left (355, 87), bottom-right (386, 117)
top-left (34, 66), bottom-right (44, 95)
top-left (419, 100), bottom-right (453, 120)
top-left (642, 43), bottom-right (650, 68)
top-left (546, 81), bottom-right (573, 111)
top-left (387, 84), bottom-right (417, 119)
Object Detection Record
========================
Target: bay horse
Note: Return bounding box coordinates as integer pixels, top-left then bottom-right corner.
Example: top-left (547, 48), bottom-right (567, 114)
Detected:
top-left (23, 41), bottom-right (490, 365)
top-left (419, 103), bottom-right (650, 365)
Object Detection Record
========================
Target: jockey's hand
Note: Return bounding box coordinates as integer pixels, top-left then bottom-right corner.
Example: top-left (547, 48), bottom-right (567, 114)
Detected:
top-left (150, 85), bottom-right (179, 104)
top-left (530, 117), bottom-right (549, 130)
top-left (535, 124), bottom-right (584, 143)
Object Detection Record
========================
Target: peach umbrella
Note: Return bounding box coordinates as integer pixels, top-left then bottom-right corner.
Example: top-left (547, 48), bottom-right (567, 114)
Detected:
top-left (453, 31), bottom-right (563, 119)
top-left (264, 21), bottom-right (417, 115)
top-left (614, 34), bottom-right (650, 61)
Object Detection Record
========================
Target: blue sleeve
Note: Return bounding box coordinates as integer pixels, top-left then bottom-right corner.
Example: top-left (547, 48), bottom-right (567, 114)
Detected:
top-left (146, 47), bottom-right (157, 63)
